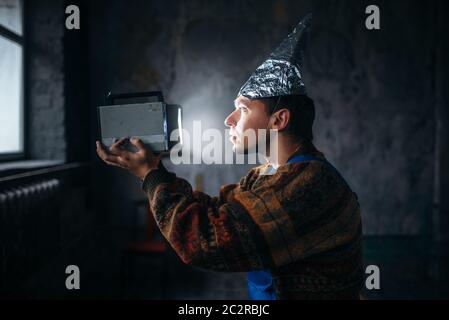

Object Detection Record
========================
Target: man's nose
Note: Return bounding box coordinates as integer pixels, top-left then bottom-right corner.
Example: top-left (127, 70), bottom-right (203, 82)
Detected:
top-left (224, 110), bottom-right (237, 128)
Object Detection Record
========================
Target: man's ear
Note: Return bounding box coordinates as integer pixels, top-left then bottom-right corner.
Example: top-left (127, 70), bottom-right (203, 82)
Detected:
top-left (271, 108), bottom-right (291, 131)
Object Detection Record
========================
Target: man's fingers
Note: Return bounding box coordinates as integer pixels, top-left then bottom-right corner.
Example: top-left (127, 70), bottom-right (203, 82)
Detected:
top-left (96, 140), bottom-right (105, 150)
top-left (104, 155), bottom-right (129, 169)
top-left (96, 139), bottom-right (161, 179)
top-left (111, 137), bottom-right (127, 149)
top-left (96, 141), bottom-right (129, 167)
top-left (109, 138), bottom-right (134, 158)
top-left (96, 141), bottom-right (110, 159)
top-left (130, 137), bottom-right (147, 152)
top-left (96, 141), bottom-right (116, 161)
top-left (104, 160), bottom-right (124, 168)
top-left (99, 151), bottom-right (122, 165)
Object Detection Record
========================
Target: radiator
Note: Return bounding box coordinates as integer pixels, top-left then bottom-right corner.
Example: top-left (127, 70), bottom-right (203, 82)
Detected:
top-left (0, 179), bottom-right (62, 294)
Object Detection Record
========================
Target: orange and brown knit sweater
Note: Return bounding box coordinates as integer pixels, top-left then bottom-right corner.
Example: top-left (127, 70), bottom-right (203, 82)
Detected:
top-left (142, 142), bottom-right (363, 299)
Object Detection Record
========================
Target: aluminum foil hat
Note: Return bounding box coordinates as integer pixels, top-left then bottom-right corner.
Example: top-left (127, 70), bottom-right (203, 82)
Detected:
top-left (238, 14), bottom-right (312, 99)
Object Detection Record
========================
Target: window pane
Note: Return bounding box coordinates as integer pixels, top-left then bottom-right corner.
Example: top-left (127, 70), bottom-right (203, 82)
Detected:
top-left (0, 0), bottom-right (22, 35)
top-left (0, 35), bottom-right (23, 154)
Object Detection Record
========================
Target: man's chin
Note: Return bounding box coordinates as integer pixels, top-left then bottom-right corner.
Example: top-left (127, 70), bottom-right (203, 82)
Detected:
top-left (232, 143), bottom-right (245, 154)
top-left (232, 145), bottom-right (244, 154)
top-left (233, 144), bottom-right (256, 155)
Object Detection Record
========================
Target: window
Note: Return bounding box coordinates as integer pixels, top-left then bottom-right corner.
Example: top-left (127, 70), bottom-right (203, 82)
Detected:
top-left (0, 0), bottom-right (24, 159)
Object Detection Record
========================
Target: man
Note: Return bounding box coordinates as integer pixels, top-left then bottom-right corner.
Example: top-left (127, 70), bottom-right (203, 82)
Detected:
top-left (96, 14), bottom-right (363, 299)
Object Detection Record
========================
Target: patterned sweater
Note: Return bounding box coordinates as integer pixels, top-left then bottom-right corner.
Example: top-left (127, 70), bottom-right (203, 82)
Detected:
top-left (142, 142), bottom-right (363, 299)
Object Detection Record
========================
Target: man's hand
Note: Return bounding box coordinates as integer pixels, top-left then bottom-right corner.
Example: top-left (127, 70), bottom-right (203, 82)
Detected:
top-left (96, 137), bottom-right (162, 181)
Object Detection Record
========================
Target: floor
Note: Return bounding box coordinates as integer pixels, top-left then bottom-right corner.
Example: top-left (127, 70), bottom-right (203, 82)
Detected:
top-left (7, 227), bottom-right (449, 300)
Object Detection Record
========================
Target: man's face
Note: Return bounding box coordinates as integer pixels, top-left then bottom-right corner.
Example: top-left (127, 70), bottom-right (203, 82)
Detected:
top-left (224, 95), bottom-right (270, 153)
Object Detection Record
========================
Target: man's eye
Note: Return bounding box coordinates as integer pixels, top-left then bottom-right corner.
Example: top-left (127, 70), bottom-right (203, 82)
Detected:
top-left (239, 106), bottom-right (247, 112)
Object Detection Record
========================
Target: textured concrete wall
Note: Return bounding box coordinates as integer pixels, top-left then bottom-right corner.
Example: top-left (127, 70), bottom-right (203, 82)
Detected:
top-left (88, 0), bottom-right (437, 235)
top-left (304, 1), bottom-right (436, 235)
top-left (27, 0), bottom-right (66, 160)
top-left (13, 0), bottom-right (446, 299)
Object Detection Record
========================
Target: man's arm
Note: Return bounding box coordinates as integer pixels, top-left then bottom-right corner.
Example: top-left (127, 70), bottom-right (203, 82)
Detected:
top-left (142, 164), bottom-right (275, 272)
top-left (142, 162), bottom-right (361, 272)
top-left (96, 138), bottom-right (361, 272)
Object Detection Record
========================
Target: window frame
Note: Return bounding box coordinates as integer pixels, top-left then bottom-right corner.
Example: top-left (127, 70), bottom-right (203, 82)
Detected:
top-left (0, 0), bottom-right (25, 161)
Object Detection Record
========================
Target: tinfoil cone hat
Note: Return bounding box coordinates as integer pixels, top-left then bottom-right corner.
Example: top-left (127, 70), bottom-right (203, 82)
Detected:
top-left (238, 13), bottom-right (312, 99)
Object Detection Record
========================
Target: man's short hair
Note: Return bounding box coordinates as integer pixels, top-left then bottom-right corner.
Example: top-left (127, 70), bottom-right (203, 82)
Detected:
top-left (260, 94), bottom-right (315, 141)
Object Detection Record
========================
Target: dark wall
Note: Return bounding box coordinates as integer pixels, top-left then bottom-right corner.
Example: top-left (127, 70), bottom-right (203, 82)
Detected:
top-left (88, 0), bottom-right (441, 235)
top-left (26, 0), bottom-right (66, 160)
top-left (25, 0), bottom-right (94, 255)
top-left (305, 1), bottom-right (436, 235)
